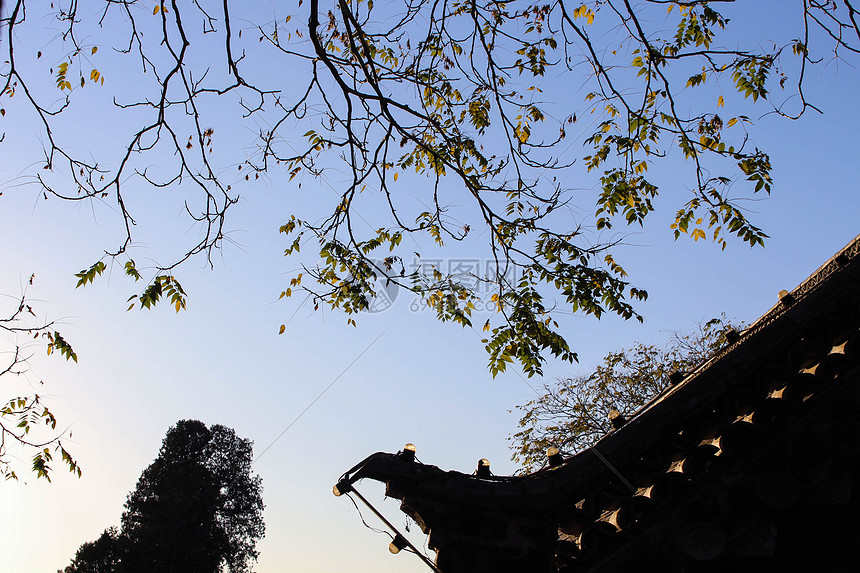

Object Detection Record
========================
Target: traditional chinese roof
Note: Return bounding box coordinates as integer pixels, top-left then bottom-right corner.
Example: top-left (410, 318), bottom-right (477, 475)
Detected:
top-left (337, 233), bottom-right (860, 572)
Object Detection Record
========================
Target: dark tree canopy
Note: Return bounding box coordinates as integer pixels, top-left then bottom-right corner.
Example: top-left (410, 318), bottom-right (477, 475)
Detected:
top-left (61, 420), bottom-right (265, 573)
top-left (1, 1), bottom-right (858, 375)
top-left (510, 317), bottom-right (738, 471)
top-left (61, 527), bottom-right (122, 573)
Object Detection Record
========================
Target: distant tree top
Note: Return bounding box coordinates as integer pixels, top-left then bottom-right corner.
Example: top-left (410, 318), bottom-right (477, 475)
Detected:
top-left (511, 317), bottom-right (740, 472)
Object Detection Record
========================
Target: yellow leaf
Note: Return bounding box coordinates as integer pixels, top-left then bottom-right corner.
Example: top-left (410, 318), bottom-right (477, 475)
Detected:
top-left (91, 46), bottom-right (98, 55)
top-left (279, 324), bottom-right (286, 335)
top-left (718, 95), bottom-right (724, 108)
top-left (393, 172), bottom-right (398, 181)
top-left (153, 5), bottom-right (159, 14)
top-left (727, 118), bottom-right (737, 127)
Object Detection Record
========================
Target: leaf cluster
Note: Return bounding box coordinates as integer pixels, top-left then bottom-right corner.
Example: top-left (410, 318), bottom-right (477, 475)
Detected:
top-left (0, 281), bottom-right (80, 481)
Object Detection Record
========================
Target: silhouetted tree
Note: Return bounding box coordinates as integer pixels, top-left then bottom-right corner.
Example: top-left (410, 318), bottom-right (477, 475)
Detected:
top-left (60, 527), bottom-right (122, 573)
top-left (60, 420), bottom-right (264, 573)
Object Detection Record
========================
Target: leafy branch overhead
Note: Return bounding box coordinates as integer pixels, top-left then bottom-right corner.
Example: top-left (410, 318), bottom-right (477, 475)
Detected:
top-left (0, 280), bottom-right (80, 481)
top-left (1, 1), bottom-right (857, 375)
top-left (74, 260), bottom-right (187, 313)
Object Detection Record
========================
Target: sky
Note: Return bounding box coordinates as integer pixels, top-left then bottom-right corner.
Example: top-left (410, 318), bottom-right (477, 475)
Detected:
top-left (1, 1), bottom-right (859, 572)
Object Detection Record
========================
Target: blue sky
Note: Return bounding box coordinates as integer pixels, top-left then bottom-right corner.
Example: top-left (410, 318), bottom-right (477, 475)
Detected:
top-left (1, 1), bottom-right (859, 571)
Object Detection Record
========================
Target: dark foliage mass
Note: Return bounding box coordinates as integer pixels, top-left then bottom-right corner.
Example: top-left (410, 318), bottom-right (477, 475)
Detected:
top-left (61, 528), bottom-right (123, 573)
top-left (61, 420), bottom-right (264, 573)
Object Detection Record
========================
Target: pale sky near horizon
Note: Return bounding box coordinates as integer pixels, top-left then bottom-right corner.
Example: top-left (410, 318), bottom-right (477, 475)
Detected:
top-left (1, 1), bottom-right (859, 572)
